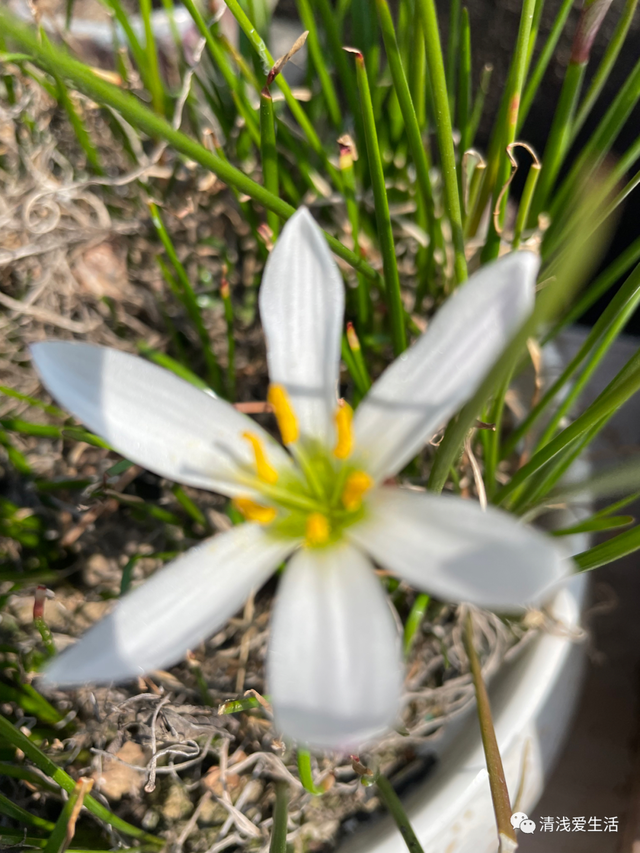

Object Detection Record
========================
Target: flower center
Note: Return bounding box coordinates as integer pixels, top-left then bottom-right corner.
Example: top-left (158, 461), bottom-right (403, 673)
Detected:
top-left (233, 386), bottom-right (373, 547)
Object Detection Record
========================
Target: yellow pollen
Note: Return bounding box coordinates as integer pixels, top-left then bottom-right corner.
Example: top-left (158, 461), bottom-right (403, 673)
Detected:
top-left (268, 384), bottom-right (299, 445)
top-left (341, 470), bottom-right (374, 511)
top-left (233, 497), bottom-right (277, 524)
top-left (242, 432), bottom-right (279, 484)
top-left (334, 401), bottom-right (354, 459)
top-left (305, 512), bottom-right (330, 546)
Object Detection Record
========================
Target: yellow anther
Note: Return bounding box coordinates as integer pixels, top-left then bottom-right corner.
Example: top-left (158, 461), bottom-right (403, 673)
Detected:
top-left (341, 470), bottom-right (374, 512)
top-left (242, 432), bottom-right (279, 484)
top-left (233, 497), bottom-right (277, 525)
top-left (305, 512), bottom-right (330, 546)
top-left (334, 401), bottom-right (354, 460)
top-left (268, 384), bottom-right (299, 445)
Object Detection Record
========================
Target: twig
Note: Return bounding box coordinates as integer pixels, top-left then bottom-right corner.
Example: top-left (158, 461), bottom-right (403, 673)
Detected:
top-left (463, 610), bottom-right (518, 852)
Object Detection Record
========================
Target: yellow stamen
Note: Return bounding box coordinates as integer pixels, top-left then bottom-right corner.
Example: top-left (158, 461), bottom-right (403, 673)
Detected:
top-left (242, 432), bottom-right (279, 484)
top-left (305, 512), bottom-right (330, 546)
top-left (233, 497), bottom-right (277, 525)
top-left (341, 470), bottom-right (374, 511)
top-left (268, 384), bottom-right (299, 445)
top-left (334, 401), bottom-right (354, 459)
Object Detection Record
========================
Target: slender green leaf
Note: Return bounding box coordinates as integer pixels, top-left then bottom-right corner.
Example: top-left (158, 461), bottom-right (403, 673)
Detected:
top-left (574, 524), bottom-right (640, 571)
top-left (0, 790), bottom-right (54, 831)
top-left (503, 260), bottom-right (640, 459)
top-left (269, 781), bottom-right (289, 853)
top-left (223, 0), bottom-right (344, 192)
top-left (415, 0), bottom-right (468, 284)
top-left (137, 343), bottom-right (211, 391)
top-left (0, 714), bottom-right (163, 845)
top-left (260, 88), bottom-right (280, 239)
top-left (403, 593), bottom-right (430, 656)
top-left (351, 49), bottom-right (406, 355)
top-left (296, 0), bottom-right (341, 127)
top-left (495, 350), bottom-right (640, 507)
top-left (139, 0), bottom-right (165, 115)
top-left (550, 54), bottom-right (640, 222)
top-left (43, 778), bottom-right (94, 853)
top-left (519, 0), bottom-right (574, 128)
top-left (529, 60), bottom-right (585, 222)
top-left (572, 0), bottom-right (639, 139)
top-left (481, 0), bottom-right (537, 261)
top-left (552, 514), bottom-right (634, 536)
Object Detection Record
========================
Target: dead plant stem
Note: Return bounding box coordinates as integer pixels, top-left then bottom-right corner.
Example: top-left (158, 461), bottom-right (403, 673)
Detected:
top-left (463, 610), bottom-right (518, 852)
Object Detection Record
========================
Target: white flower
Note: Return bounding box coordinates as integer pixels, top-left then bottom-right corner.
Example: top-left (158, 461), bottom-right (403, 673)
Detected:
top-left (32, 208), bottom-right (567, 750)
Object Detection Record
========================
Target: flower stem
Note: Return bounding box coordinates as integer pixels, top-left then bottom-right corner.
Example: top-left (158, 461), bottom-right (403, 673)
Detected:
top-left (269, 781), bottom-right (289, 853)
top-left (463, 612), bottom-right (517, 853)
top-left (415, 0), bottom-right (468, 285)
top-left (375, 774), bottom-right (425, 853)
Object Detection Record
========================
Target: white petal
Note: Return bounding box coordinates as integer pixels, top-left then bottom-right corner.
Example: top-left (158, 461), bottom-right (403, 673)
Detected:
top-left (31, 342), bottom-right (292, 497)
top-left (42, 525), bottom-right (297, 686)
top-left (348, 488), bottom-right (568, 610)
top-left (353, 252), bottom-right (539, 480)
top-left (259, 207), bottom-right (344, 445)
top-left (268, 542), bottom-right (403, 750)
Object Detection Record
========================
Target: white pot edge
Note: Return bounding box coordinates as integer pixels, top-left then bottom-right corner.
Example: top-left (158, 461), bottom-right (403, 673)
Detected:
top-left (339, 571), bottom-right (589, 853)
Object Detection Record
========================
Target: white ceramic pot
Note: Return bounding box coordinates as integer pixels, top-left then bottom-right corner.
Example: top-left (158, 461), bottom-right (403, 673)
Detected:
top-left (339, 560), bottom-right (588, 853)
